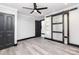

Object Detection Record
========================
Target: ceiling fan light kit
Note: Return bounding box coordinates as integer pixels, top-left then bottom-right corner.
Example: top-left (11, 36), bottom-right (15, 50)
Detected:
top-left (34, 10), bottom-right (37, 12)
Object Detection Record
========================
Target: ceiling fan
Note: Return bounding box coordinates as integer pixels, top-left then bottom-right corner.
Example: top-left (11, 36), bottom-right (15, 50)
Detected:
top-left (22, 3), bottom-right (48, 14)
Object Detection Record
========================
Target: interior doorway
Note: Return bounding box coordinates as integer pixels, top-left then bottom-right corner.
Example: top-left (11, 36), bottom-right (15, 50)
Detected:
top-left (35, 21), bottom-right (41, 37)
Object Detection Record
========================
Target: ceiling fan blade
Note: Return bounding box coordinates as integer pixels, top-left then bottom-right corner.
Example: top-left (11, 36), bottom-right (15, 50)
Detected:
top-left (23, 7), bottom-right (33, 10)
top-left (34, 3), bottom-right (37, 9)
top-left (37, 10), bottom-right (41, 14)
top-left (30, 10), bottom-right (34, 14)
top-left (37, 7), bottom-right (48, 10)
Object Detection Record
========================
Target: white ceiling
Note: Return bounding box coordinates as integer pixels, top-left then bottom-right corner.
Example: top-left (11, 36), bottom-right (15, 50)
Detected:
top-left (0, 3), bottom-right (78, 19)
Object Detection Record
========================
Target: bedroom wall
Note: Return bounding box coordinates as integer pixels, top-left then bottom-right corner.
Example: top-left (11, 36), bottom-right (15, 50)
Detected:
top-left (69, 7), bottom-right (79, 45)
top-left (17, 13), bottom-right (35, 40)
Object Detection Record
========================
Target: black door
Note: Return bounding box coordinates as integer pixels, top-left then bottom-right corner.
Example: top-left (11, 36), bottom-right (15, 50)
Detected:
top-left (0, 13), bottom-right (5, 47)
top-left (35, 21), bottom-right (41, 37)
top-left (0, 13), bottom-right (14, 49)
top-left (4, 14), bottom-right (14, 46)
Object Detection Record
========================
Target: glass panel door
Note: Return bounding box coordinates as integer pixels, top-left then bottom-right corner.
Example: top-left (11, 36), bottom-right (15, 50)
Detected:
top-left (52, 14), bottom-right (64, 42)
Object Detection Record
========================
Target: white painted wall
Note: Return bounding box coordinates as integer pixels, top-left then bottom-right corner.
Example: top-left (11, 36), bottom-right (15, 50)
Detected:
top-left (69, 7), bottom-right (79, 45)
top-left (17, 13), bottom-right (35, 40)
top-left (0, 4), bottom-right (17, 44)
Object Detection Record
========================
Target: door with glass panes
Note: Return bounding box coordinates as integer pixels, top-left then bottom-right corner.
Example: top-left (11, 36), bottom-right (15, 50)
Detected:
top-left (51, 13), bottom-right (69, 44)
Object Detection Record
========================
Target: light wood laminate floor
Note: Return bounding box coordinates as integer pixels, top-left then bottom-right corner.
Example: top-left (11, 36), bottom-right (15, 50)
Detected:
top-left (0, 37), bottom-right (79, 55)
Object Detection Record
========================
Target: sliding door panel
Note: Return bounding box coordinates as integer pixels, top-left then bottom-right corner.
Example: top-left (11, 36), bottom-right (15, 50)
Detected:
top-left (52, 14), bottom-right (63, 42)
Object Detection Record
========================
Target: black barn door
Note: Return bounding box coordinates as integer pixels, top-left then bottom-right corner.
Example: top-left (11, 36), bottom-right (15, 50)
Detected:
top-left (4, 14), bottom-right (14, 46)
top-left (0, 13), bottom-right (5, 47)
top-left (0, 13), bottom-right (14, 49)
